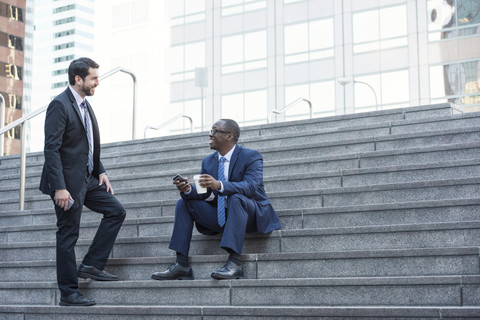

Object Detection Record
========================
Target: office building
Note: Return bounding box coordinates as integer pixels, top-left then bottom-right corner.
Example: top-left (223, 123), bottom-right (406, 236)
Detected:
top-left (0, 0), bottom-right (25, 155)
top-left (163, 0), bottom-right (480, 134)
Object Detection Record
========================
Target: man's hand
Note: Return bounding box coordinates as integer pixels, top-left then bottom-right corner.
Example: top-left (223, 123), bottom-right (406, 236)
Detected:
top-left (173, 177), bottom-right (191, 193)
top-left (99, 173), bottom-right (114, 194)
top-left (55, 189), bottom-right (74, 211)
top-left (196, 174), bottom-right (222, 190)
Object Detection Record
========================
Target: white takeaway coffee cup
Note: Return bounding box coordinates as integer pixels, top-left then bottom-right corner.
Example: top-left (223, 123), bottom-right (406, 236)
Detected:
top-left (193, 174), bottom-right (207, 194)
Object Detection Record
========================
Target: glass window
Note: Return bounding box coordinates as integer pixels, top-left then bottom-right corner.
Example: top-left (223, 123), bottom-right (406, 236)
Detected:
top-left (310, 81), bottom-right (336, 116)
top-left (353, 5), bottom-right (408, 53)
top-left (222, 31), bottom-right (267, 74)
top-left (285, 81), bottom-right (336, 120)
top-left (245, 31), bottom-right (267, 61)
top-left (244, 90), bottom-right (267, 124)
top-left (353, 74), bottom-right (380, 111)
top-left (285, 23), bottom-right (308, 55)
top-left (381, 70), bottom-right (409, 105)
top-left (169, 41), bottom-right (205, 81)
top-left (284, 18), bottom-right (334, 64)
top-left (354, 70), bottom-right (409, 111)
top-left (221, 93), bottom-right (244, 121)
top-left (221, 90), bottom-right (268, 125)
top-left (221, 0), bottom-right (266, 17)
top-left (168, 0), bottom-right (205, 25)
top-left (428, 0), bottom-right (480, 41)
top-left (429, 59), bottom-right (480, 107)
top-left (185, 42), bottom-right (205, 71)
top-left (222, 35), bottom-right (243, 65)
top-left (185, 0), bottom-right (205, 15)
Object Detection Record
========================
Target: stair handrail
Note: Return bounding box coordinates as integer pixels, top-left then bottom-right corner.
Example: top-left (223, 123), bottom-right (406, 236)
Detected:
top-left (0, 67), bottom-right (137, 211)
top-left (268, 97), bottom-right (312, 123)
top-left (144, 113), bottom-right (193, 138)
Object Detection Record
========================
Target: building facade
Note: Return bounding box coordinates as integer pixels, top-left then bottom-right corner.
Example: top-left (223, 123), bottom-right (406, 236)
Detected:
top-left (163, 0), bottom-right (480, 135)
top-left (26, 0), bottom-right (94, 152)
top-left (0, 0), bottom-right (25, 155)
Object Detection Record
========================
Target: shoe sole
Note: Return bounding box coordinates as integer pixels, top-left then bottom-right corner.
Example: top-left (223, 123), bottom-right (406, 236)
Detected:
top-left (78, 271), bottom-right (118, 281)
top-left (59, 301), bottom-right (96, 306)
top-left (211, 274), bottom-right (244, 280)
top-left (151, 275), bottom-right (193, 280)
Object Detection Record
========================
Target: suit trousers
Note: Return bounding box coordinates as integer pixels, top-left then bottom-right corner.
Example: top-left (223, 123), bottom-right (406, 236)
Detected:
top-left (169, 193), bottom-right (257, 256)
top-left (54, 173), bottom-right (126, 296)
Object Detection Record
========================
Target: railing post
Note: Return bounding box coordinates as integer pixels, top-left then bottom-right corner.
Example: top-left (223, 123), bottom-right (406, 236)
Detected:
top-left (0, 93), bottom-right (5, 156)
top-left (19, 122), bottom-right (27, 210)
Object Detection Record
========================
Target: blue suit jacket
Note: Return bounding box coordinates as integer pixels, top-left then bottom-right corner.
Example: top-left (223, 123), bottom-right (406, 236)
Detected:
top-left (182, 145), bottom-right (281, 234)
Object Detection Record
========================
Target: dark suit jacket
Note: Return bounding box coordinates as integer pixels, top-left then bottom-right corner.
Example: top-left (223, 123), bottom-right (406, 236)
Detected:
top-left (39, 88), bottom-right (104, 200)
top-left (181, 145), bottom-right (281, 234)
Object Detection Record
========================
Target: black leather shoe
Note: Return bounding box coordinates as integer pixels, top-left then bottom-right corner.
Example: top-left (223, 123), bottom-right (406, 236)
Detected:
top-left (59, 292), bottom-right (96, 306)
top-left (211, 261), bottom-right (244, 280)
top-left (78, 263), bottom-right (119, 281)
top-left (151, 262), bottom-right (193, 280)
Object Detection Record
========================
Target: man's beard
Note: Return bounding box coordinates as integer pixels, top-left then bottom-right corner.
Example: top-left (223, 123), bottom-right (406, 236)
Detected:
top-left (81, 85), bottom-right (93, 97)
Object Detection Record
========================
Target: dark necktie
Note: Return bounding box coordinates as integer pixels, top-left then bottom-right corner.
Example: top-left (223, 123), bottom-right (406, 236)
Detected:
top-left (80, 101), bottom-right (94, 174)
top-left (217, 156), bottom-right (227, 227)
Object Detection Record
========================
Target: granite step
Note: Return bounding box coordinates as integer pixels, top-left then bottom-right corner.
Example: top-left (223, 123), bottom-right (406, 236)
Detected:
top-left (0, 247), bottom-right (478, 282)
top-left (2, 174), bottom-right (480, 214)
top-left (0, 103), bottom-right (455, 169)
top-left (0, 305), bottom-right (480, 320)
top-left (3, 157), bottom-right (480, 201)
top-left (3, 196), bottom-right (480, 233)
top-left (1, 305), bottom-right (480, 320)
top-left (0, 109), bottom-right (477, 177)
top-left (1, 220), bottom-right (479, 261)
top-left (0, 275), bottom-right (478, 307)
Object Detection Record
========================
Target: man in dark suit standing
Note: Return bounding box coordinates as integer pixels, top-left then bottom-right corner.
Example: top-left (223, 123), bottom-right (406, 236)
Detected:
top-left (39, 57), bottom-right (126, 306)
top-left (152, 119), bottom-right (281, 280)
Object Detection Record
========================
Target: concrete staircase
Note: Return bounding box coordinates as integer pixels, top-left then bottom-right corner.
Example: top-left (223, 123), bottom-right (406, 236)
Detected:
top-left (1, 103), bottom-right (480, 319)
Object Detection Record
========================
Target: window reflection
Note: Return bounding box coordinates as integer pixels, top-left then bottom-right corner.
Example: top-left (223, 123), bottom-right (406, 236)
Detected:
top-left (428, 0), bottom-right (480, 40)
top-left (430, 59), bottom-right (480, 107)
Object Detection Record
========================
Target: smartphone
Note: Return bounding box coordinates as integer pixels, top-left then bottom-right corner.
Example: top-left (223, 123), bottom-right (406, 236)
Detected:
top-left (53, 196), bottom-right (74, 210)
top-left (172, 174), bottom-right (188, 183)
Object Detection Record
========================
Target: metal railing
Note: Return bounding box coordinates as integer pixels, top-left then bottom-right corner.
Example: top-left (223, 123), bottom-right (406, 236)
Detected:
top-left (0, 67), bottom-right (137, 211)
top-left (0, 93), bottom-right (4, 156)
top-left (144, 113), bottom-right (193, 138)
top-left (268, 97), bottom-right (312, 123)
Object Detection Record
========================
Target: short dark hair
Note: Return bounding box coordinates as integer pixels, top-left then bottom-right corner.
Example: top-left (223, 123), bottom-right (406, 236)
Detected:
top-left (220, 119), bottom-right (240, 143)
top-left (68, 57), bottom-right (99, 85)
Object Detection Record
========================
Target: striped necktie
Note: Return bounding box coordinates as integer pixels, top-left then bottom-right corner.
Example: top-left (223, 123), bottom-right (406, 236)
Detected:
top-left (80, 101), bottom-right (94, 174)
top-left (217, 156), bottom-right (227, 227)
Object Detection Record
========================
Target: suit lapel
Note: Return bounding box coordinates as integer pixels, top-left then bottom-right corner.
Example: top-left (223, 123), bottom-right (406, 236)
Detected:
top-left (228, 145), bottom-right (241, 181)
top-left (66, 88), bottom-right (84, 126)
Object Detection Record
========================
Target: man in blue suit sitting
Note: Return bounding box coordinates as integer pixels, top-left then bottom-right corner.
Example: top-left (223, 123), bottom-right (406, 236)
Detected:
top-left (152, 119), bottom-right (281, 280)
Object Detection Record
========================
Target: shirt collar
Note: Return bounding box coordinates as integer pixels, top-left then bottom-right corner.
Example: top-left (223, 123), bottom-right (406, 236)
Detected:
top-left (69, 85), bottom-right (85, 108)
top-left (218, 145), bottom-right (236, 162)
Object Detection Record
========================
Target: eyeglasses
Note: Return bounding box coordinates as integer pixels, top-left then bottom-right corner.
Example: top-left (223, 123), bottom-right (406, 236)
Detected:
top-left (210, 128), bottom-right (231, 135)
